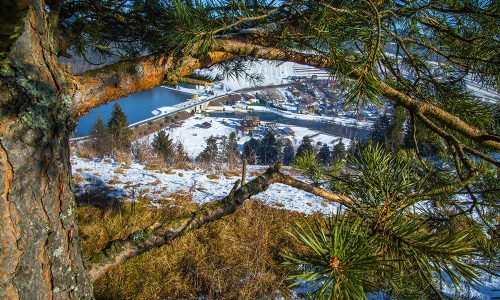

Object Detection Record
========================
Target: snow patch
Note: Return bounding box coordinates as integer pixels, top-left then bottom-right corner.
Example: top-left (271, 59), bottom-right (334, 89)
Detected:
top-left (72, 157), bottom-right (339, 215)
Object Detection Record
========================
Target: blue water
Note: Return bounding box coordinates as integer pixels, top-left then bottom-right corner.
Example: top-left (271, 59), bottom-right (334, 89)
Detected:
top-left (73, 86), bottom-right (372, 140)
top-left (73, 87), bottom-right (190, 137)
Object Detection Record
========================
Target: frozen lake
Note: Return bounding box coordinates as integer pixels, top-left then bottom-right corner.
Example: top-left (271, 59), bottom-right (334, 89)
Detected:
top-left (73, 87), bottom-right (190, 137)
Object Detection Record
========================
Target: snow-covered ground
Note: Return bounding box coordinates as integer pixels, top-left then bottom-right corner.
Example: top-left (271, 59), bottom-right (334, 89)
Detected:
top-left (71, 154), bottom-right (499, 299)
top-left (197, 60), bottom-right (300, 91)
top-left (72, 157), bottom-right (338, 215)
top-left (466, 81), bottom-right (500, 104)
top-left (216, 105), bottom-right (374, 130)
top-left (440, 272), bottom-right (500, 300)
top-left (141, 115), bottom-right (351, 158)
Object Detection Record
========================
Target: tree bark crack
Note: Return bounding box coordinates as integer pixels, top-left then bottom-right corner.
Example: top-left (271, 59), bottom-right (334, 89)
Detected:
top-left (0, 140), bottom-right (22, 299)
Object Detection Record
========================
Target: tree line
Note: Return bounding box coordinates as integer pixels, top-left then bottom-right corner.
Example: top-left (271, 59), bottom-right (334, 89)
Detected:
top-left (243, 132), bottom-right (347, 166)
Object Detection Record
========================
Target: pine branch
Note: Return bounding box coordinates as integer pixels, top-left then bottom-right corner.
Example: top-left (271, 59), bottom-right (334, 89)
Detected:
top-left (211, 39), bottom-right (500, 150)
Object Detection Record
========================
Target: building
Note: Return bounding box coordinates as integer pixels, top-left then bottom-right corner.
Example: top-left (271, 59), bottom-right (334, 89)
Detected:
top-left (245, 98), bottom-right (259, 105)
top-left (240, 115), bottom-right (261, 131)
top-left (279, 127), bottom-right (295, 136)
top-left (200, 121), bottom-right (212, 129)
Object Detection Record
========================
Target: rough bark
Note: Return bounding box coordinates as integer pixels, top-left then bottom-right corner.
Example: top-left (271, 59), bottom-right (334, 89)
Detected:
top-left (74, 51), bottom-right (235, 117)
top-left (0, 0), bottom-right (33, 64)
top-left (87, 163), bottom-right (351, 281)
top-left (0, 2), bottom-right (92, 299)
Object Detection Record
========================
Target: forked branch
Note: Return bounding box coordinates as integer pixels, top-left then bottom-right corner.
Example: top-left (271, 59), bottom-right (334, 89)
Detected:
top-left (86, 163), bottom-right (351, 281)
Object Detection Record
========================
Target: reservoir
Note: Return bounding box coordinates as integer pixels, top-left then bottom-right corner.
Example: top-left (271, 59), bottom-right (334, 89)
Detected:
top-left (73, 87), bottom-right (190, 137)
top-left (74, 87), bottom-right (372, 141)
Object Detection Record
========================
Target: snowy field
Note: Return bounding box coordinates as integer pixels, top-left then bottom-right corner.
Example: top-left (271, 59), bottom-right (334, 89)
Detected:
top-left (217, 105), bottom-right (374, 130)
top-left (71, 154), bottom-right (499, 299)
top-left (197, 60), bottom-right (301, 91)
top-left (140, 115), bottom-right (351, 158)
top-left (71, 157), bottom-right (338, 215)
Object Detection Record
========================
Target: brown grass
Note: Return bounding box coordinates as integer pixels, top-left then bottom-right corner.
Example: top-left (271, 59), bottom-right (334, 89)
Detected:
top-left (206, 174), bottom-right (219, 180)
top-left (114, 150), bottom-right (132, 166)
top-left (73, 173), bottom-right (84, 184)
top-left (223, 169), bottom-right (240, 178)
top-left (78, 200), bottom-right (314, 300)
top-left (75, 142), bottom-right (97, 159)
top-left (107, 176), bottom-right (122, 185)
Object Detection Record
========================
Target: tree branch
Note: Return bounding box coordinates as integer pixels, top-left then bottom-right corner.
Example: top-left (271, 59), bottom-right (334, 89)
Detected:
top-left (72, 38), bottom-right (499, 151)
top-left (86, 163), bottom-right (351, 282)
top-left (73, 51), bottom-right (235, 117)
top-left (210, 39), bottom-right (500, 150)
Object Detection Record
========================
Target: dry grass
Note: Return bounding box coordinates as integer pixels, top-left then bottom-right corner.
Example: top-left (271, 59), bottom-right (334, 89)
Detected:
top-left (206, 174), bottom-right (219, 180)
top-left (133, 141), bottom-right (165, 169)
top-left (107, 176), bottom-right (122, 185)
top-left (73, 173), bottom-right (84, 184)
top-left (78, 199), bottom-right (314, 300)
top-left (223, 169), bottom-right (241, 178)
top-left (114, 149), bottom-right (132, 166)
top-left (75, 142), bottom-right (97, 159)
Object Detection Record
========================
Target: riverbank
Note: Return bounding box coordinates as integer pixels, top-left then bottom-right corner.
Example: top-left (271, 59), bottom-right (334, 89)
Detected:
top-left (140, 115), bottom-right (352, 158)
top-left (73, 82), bottom-right (374, 140)
top-left (210, 105), bottom-right (374, 130)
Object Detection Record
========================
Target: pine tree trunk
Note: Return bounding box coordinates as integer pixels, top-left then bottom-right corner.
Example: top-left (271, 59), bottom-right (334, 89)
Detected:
top-left (0, 2), bottom-right (93, 298)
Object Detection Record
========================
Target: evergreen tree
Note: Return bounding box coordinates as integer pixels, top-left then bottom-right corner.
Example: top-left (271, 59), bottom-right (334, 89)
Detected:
top-left (257, 131), bottom-right (280, 165)
top-left (219, 135), bottom-right (228, 162)
top-left (371, 108), bottom-right (406, 152)
top-left (317, 143), bottom-right (331, 166)
top-left (108, 103), bottom-right (132, 150)
top-left (90, 116), bottom-right (111, 157)
top-left (281, 140), bottom-right (295, 166)
top-left (371, 113), bottom-right (390, 145)
top-left (386, 106), bottom-right (405, 152)
top-left (296, 136), bottom-right (315, 158)
top-left (175, 141), bottom-right (189, 162)
top-left (226, 132), bottom-right (240, 165)
top-left (152, 130), bottom-right (174, 163)
top-left (243, 138), bottom-right (260, 164)
top-left (197, 136), bottom-right (218, 163)
top-left (404, 118), bottom-right (442, 157)
top-left (332, 141), bottom-right (346, 161)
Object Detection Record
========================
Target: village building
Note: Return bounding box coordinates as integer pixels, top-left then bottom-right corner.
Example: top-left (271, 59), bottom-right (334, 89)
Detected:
top-left (240, 115), bottom-right (261, 131)
top-left (245, 98), bottom-right (259, 105)
top-left (279, 127), bottom-right (295, 136)
top-left (200, 121), bottom-right (212, 128)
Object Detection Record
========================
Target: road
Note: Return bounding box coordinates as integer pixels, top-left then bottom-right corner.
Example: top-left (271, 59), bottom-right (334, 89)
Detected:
top-left (70, 91), bottom-right (228, 142)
